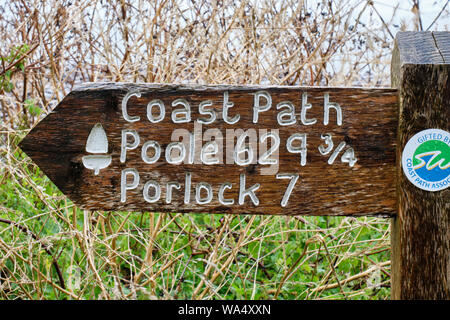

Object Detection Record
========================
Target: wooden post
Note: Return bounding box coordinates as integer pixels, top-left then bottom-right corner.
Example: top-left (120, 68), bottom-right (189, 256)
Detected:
top-left (391, 31), bottom-right (449, 300)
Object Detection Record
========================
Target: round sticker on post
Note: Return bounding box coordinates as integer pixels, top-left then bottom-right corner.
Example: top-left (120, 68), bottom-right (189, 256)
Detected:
top-left (402, 128), bottom-right (450, 191)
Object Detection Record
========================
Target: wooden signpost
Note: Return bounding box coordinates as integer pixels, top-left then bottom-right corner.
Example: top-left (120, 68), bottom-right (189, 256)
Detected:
top-left (19, 32), bottom-right (449, 299)
top-left (19, 84), bottom-right (397, 216)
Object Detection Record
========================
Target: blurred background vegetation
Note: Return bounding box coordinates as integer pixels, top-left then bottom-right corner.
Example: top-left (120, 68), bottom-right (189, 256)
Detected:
top-left (0, 0), bottom-right (448, 300)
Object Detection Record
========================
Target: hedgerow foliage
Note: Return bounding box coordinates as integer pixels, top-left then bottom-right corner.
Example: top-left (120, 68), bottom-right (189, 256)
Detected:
top-left (0, 0), bottom-right (448, 299)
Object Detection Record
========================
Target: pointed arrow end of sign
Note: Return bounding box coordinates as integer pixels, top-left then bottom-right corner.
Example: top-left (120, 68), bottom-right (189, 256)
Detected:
top-left (16, 90), bottom-right (111, 207)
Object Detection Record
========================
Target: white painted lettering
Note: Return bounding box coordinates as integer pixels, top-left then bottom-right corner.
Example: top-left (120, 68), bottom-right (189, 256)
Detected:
top-left (276, 173), bottom-right (299, 207)
top-left (147, 99), bottom-right (165, 123)
top-left (287, 133), bottom-right (307, 166)
top-left (301, 92), bottom-right (317, 125)
top-left (120, 168), bottom-right (139, 202)
top-left (171, 98), bottom-right (191, 123)
top-left (143, 180), bottom-right (160, 203)
top-left (223, 91), bottom-right (240, 124)
top-left (276, 101), bottom-right (296, 126)
top-left (201, 141), bottom-right (220, 165)
top-left (323, 93), bottom-right (342, 126)
top-left (197, 100), bottom-right (216, 124)
top-left (239, 174), bottom-right (260, 206)
top-left (258, 131), bottom-right (280, 165)
top-left (121, 91), bottom-right (141, 122)
top-left (218, 183), bottom-right (234, 205)
top-left (141, 140), bottom-right (161, 164)
top-left (195, 182), bottom-right (213, 204)
top-left (184, 172), bottom-right (191, 204)
top-left (121, 129), bottom-right (140, 163)
top-left (166, 182), bottom-right (181, 203)
top-left (165, 142), bottom-right (186, 164)
top-left (253, 91), bottom-right (272, 123)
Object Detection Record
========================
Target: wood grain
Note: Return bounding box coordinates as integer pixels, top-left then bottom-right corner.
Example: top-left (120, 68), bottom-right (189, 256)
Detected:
top-left (433, 31), bottom-right (450, 63)
top-left (393, 32), bottom-right (444, 65)
top-left (19, 83), bottom-right (398, 216)
top-left (391, 32), bottom-right (449, 299)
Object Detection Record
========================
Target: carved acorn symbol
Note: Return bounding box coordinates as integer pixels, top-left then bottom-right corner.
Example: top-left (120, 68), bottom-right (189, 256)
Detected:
top-left (82, 123), bottom-right (112, 175)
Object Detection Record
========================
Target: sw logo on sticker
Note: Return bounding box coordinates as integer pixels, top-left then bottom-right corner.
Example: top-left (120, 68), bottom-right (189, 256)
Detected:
top-left (402, 128), bottom-right (450, 191)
